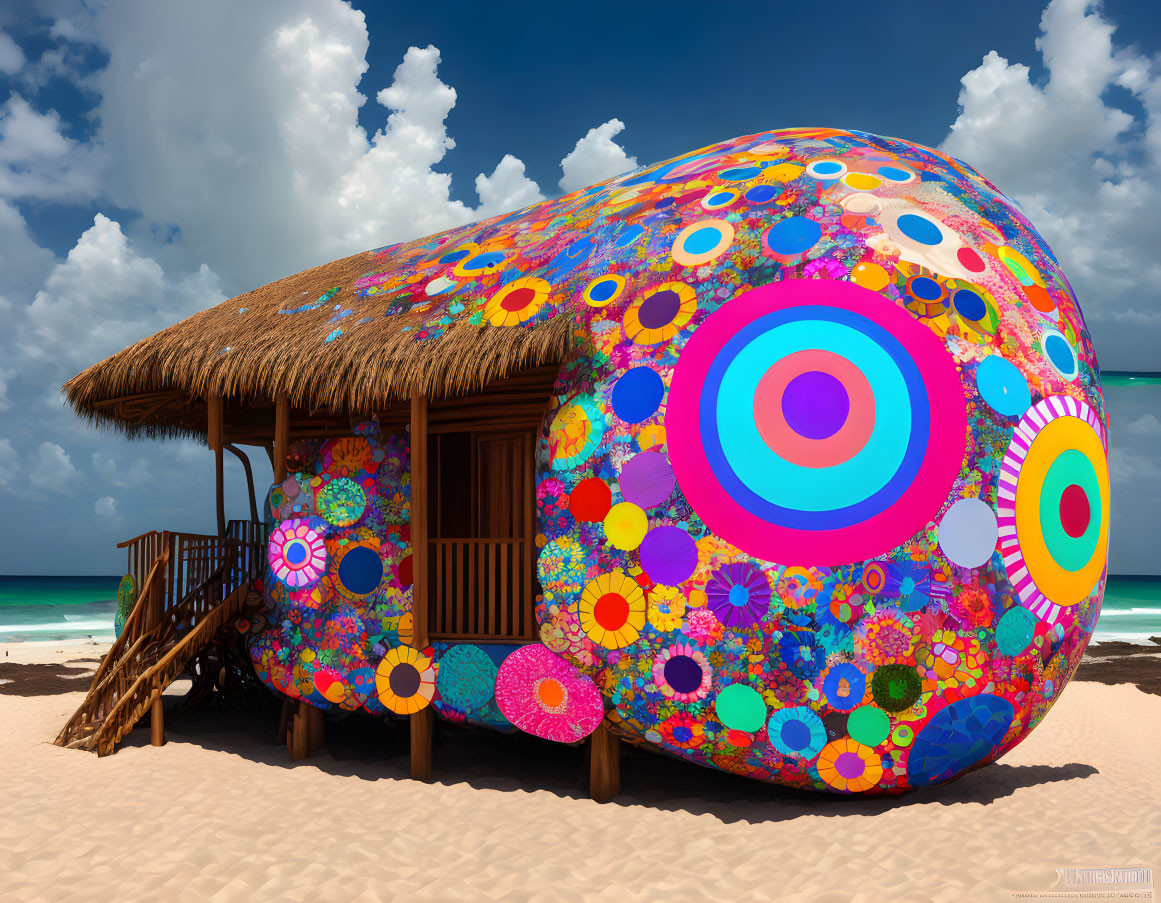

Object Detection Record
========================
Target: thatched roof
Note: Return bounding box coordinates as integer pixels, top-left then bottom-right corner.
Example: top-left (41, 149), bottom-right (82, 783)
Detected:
top-left (63, 218), bottom-right (579, 441)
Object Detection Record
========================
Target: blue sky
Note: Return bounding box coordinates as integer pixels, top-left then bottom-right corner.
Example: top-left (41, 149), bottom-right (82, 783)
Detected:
top-left (0, 0), bottom-right (1158, 574)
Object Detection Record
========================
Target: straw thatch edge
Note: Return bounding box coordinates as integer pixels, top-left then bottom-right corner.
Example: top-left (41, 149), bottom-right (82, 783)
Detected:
top-left (63, 249), bottom-right (576, 442)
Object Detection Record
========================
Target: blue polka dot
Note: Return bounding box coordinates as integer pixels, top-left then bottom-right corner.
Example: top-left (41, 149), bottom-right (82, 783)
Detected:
top-left (1044, 334), bottom-right (1076, 375)
top-left (616, 224), bottom-right (645, 248)
top-left (461, 251), bottom-right (505, 271)
top-left (589, 279), bottom-right (617, 303)
top-left (812, 161), bottom-right (843, 176)
top-left (718, 166), bottom-right (761, 181)
top-left (896, 214), bottom-right (943, 246)
top-left (907, 695), bottom-right (1014, 787)
top-left (285, 541), bottom-right (307, 565)
top-left (612, 367), bottom-right (665, 423)
top-left (707, 191), bottom-right (733, 206)
top-left (976, 356), bottom-right (1031, 417)
top-left (910, 277), bottom-right (943, 301)
top-left (781, 720), bottom-right (811, 750)
top-left (764, 217), bottom-right (823, 257)
top-left (744, 184), bottom-right (778, 204)
top-left (439, 249), bottom-right (470, 265)
top-left (681, 226), bottom-right (722, 256)
top-left (337, 546), bottom-right (384, 596)
top-left (878, 166), bottom-right (911, 181)
top-left (953, 289), bottom-right (987, 321)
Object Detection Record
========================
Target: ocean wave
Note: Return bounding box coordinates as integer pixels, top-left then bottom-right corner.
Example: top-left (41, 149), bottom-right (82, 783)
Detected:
top-left (1096, 607), bottom-right (1161, 617)
top-left (0, 619), bottom-right (114, 634)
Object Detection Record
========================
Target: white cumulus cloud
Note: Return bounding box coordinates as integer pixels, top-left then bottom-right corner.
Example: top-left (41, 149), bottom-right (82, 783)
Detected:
top-left (25, 441), bottom-right (78, 493)
top-left (93, 495), bottom-right (117, 518)
top-left (0, 29), bottom-right (24, 75)
top-left (559, 118), bottom-right (638, 193)
top-left (940, 0), bottom-right (1161, 370)
top-left (0, 94), bottom-right (104, 202)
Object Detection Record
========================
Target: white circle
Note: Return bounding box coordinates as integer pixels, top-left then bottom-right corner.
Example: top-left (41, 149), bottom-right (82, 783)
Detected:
top-left (806, 159), bottom-right (847, 180)
top-left (938, 498), bottom-right (999, 568)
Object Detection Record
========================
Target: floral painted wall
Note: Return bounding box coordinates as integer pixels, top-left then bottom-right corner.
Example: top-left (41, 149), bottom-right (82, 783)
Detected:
top-left (248, 127), bottom-right (1108, 794)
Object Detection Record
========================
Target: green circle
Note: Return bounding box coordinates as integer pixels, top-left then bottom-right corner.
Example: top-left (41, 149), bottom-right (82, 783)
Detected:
top-left (715, 683), bottom-right (767, 732)
top-left (1038, 449), bottom-right (1101, 572)
top-left (892, 724), bottom-right (914, 746)
top-left (996, 605), bottom-right (1036, 656)
top-left (847, 705), bottom-right (891, 746)
top-left (870, 664), bottom-right (922, 713)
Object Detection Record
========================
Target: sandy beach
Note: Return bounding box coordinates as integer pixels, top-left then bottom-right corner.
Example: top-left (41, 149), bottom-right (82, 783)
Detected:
top-left (1, 639), bottom-right (1158, 903)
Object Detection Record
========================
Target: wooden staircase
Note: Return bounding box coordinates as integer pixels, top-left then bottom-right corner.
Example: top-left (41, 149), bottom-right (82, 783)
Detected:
top-left (56, 522), bottom-right (265, 755)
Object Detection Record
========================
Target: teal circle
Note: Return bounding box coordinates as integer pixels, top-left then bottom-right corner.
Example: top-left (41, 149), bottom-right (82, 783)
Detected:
top-left (1039, 449), bottom-right (1101, 571)
top-left (848, 705), bottom-right (891, 746)
top-left (716, 319), bottom-right (911, 512)
top-left (976, 356), bottom-right (1031, 417)
top-left (716, 683), bottom-right (768, 732)
top-left (996, 606), bottom-right (1036, 655)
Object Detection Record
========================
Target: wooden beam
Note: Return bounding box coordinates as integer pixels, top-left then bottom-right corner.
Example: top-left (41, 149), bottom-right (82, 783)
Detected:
top-left (409, 392), bottom-right (433, 782)
top-left (208, 394), bottom-right (226, 536)
top-left (273, 393), bottom-right (290, 484)
top-left (589, 720), bottom-right (620, 802)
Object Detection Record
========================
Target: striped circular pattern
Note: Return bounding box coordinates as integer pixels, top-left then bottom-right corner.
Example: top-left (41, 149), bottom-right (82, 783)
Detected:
top-left (485, 277), bottom-right (550, 326)
top-left (666, 280), bottom-right (966, 566)
top-left (701, 189), bottom-right (738, 211)
top-left (997, 396), bottom-right (1109, 624)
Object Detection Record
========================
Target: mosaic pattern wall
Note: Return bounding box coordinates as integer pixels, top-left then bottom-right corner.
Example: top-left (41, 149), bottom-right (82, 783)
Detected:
top-left (247, 127), bottom-right (1108, 794)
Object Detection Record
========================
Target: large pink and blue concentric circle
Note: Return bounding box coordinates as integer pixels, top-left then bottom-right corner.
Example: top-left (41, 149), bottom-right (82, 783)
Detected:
top-left (667, 280), bottom-right (966, 565)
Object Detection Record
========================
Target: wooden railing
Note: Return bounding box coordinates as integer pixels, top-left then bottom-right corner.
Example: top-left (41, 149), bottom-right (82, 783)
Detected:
top-left (430, 538), bottom-right (537, 641)
top-left (55, 520), bottom-right (266, 754)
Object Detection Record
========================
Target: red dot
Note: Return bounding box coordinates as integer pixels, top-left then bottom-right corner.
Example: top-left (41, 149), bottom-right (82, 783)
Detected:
top-left (500, 286), bottom-right (536, 312)
top-left (594, 593), bottom-right (629, 631)
top-left (568, 478), bottom-right (612, 522)
top-left (398, 554), bottom-right (414, 587)
top-left (1059, 484), bottom-right (1091, 538)
top-left (957, 246), bottom-right (986, 272)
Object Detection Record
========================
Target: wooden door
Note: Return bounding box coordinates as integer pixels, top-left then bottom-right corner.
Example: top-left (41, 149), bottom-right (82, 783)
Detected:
top-left (428, 428), bottom-right (537, 641)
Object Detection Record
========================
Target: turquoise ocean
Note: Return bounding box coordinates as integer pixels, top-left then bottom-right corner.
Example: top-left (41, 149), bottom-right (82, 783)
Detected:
top-left (1, 574), bottom-right (1158, 646)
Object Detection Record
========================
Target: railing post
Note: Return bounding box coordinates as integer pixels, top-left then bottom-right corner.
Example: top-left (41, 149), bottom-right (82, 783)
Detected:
top-left (589, 719), bottom-right (620, 802)
top-left (208, 394), bottom-right (225, 537)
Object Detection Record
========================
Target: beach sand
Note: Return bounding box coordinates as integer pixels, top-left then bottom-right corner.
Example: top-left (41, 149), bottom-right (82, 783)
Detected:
top-left (1, 640), bottom-right (1158, 902)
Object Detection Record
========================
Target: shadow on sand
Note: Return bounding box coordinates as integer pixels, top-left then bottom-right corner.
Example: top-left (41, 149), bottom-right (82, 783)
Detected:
top-left (110, 699), bottom-right (1097, 823)
top-left (0, 657), bottom-right (102, 697)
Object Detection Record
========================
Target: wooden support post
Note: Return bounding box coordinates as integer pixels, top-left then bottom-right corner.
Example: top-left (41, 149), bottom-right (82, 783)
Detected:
top-left (208, 394), bottom-right (225, 537)
top-left (306, 705), bottom-right (324, 755)
top-left (410, 707), bottom-right (434, 782)
top-left (409, 393), bottom-right (433, 781)
top-left (589, 720), bottom-right (620, 803)
top-left (150, 679), bottom-right (165, 747)
top-left (276, 697), bottom-right (291, 745)
top-left (273, 393), bottom-right (290, 484)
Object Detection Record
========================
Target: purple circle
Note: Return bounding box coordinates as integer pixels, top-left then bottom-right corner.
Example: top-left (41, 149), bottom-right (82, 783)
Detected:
top-left (639, 526), bottom-right (698, 586)
top-left (638, 290), bottom-right (681, 329)
top-left (834, 750), bottom-right (867, 780)
top-left (619, 451), bottom-right (676, 509)
top-left (781, 371), bottom-right (850, 440)
top-left (663, 655), bottom-right (704, 694)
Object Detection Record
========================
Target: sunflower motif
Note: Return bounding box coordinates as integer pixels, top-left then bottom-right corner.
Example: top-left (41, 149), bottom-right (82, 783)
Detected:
top-left (484, 277), bottom-right (550, 326)
top-left (374, 645), bottom-right (436, 715)
top-left (578, 571), bottom-right (646, 649)
top-left (894, 262), bottom-right (951, 320)
top-left (623, 281), bottom-right (696, 345)
top-left (658, 711), bottom-right (704, 749)
top-left (816, 738), bottom-right (884, 792)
